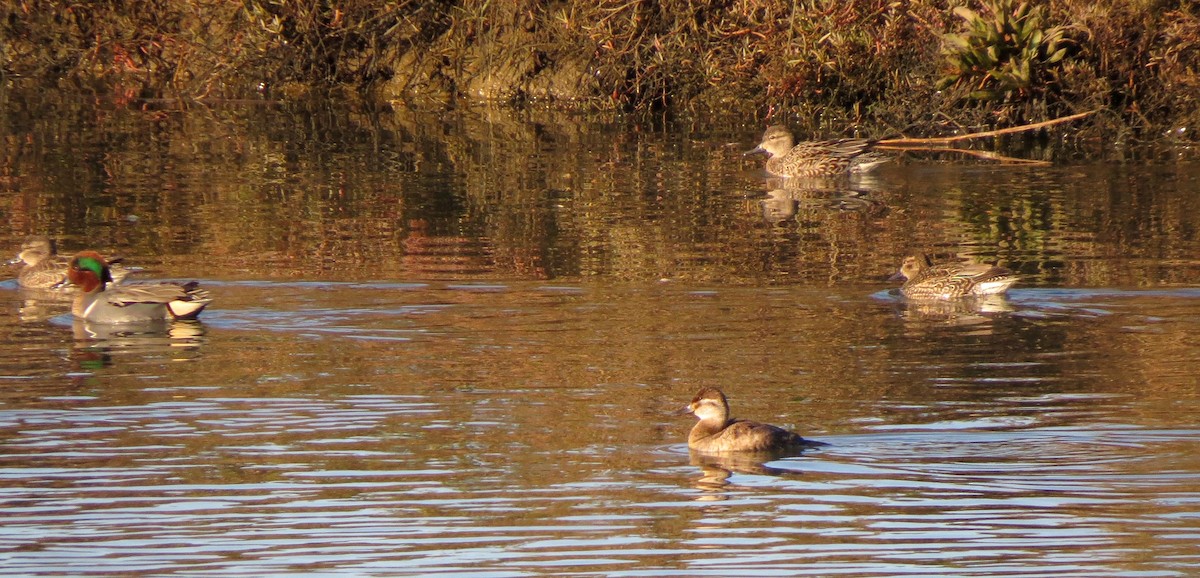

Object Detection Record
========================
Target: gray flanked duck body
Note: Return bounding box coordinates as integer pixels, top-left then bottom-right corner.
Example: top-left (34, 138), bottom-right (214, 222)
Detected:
top-left (747, 125), bottom-right (892, 178)
top-left (67, 251), bottom-right (212, 323)
top-left (679, 387), bottom-right (824, 453)
top-left (892, 255), bottom-right (1020, 300)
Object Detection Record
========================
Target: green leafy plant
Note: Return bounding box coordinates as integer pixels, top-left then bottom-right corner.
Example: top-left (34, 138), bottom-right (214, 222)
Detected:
top-left (939, 0), bottom-right (1073, 100)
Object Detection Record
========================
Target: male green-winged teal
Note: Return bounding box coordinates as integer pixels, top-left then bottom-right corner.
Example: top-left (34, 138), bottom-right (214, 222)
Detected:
top-left (10, 236), bottom-right (130, 290)
top-left (67, 251), bottom-right (211, 323)
top-left (747, 125), bottom-right (891, 177)
top-left (891, 255), bottom-right (1020, 300)
top-left (678, 387), bottom-right (825, 453)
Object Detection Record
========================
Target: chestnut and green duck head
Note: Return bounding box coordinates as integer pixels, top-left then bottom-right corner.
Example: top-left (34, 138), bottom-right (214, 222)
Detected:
top-left (67, 251), bottom-right (114, 292)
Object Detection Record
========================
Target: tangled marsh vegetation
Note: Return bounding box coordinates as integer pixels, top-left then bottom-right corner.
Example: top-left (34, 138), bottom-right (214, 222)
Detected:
top-left (2, 0), bottom-right (1198, 143)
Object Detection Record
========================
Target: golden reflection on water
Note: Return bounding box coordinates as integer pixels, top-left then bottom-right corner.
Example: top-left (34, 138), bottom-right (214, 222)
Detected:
top-left (2, 94), bottom-right (1199, 289)
top-left (0, 277), bottom-right (1199, 574)
top-left (2, 95), bottom-right (1200, 575)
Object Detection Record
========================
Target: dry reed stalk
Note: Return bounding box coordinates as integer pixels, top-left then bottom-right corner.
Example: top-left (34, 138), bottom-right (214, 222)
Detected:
top-left (873, 145), bottom-right (1052, 165)
top-left (878, 109), bottom-right (1099, 147)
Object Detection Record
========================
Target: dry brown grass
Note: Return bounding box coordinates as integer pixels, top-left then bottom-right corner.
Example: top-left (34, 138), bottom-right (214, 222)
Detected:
top-left (1, 1), bottom-right (1197, 143)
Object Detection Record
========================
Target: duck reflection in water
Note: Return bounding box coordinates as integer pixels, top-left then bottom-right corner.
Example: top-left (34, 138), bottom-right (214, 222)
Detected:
top-left (13, 288), bottom-right (74, 322)
top-left (678, 388), bottom-right (825, 492)
top-left (72, 318), bottom-right (207, 362)
top-left (689, 451), bottom-right (801, 495)
top-left (756, 175), bottom-right (889, 226)
top-left (759, 187), bottom-right (886, 225)
top-left (895, 293), bottom-right (1015, 330)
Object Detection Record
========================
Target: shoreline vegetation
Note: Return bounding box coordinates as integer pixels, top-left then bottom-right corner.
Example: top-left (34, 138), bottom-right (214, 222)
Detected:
top-left (2, 1), bottom-right (1197, 148)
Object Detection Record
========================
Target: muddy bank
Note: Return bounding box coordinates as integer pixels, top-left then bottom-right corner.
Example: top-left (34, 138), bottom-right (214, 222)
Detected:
top-left (2, 1), bottom-right (1197, 143)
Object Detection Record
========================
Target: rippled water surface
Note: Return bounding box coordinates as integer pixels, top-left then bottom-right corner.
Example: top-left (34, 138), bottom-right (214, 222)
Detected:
top-left (2, 95), bottom-right (1200, 576)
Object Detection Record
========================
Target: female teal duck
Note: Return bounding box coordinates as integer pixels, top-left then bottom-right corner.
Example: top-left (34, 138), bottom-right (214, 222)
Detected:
top-left (679, 387), bottom-right (824, 453)
top-left (892, 255), bottom-right (1020, 300)
top-left (11, 236), bottom-right (130, 289)
top-left (67, 251), bottom-right (211, 323)
top-left (747, 125), bottom-right (891, 177)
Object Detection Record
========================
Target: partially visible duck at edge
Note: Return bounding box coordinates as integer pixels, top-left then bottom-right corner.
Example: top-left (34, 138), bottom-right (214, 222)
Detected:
top-left (746, 125), bottom-right (892, 178)
top-left (10, 236), bottom-right (130, 290)
top-left (679, 387), bottom-right (825, 453)
top-left (891, 254), bottom-right (1020, 300)
top-left (67, 251), bottom-right (212, 323)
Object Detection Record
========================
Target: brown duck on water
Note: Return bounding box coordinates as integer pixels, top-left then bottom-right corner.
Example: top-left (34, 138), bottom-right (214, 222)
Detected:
top-left (890, 255), bottom-right (1020, 300)
top-left (746, 125), bottom-right (892, 178)
top-left (678, 387), bottom-right (825, 453)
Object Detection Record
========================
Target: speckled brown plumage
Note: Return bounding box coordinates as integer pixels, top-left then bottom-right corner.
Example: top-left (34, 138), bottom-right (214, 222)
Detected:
top-left (893, 255), bottom-right (1020, 300)
top-left (747, 125), bottom-right (891, 177)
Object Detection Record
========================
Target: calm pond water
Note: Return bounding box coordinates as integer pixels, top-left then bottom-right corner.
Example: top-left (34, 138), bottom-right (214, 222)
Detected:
top-left (2, 94), bottom-right (1200, 576)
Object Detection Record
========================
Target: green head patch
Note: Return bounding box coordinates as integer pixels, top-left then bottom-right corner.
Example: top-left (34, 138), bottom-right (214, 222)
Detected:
top-left (73, 255), bottom-right (114, 285)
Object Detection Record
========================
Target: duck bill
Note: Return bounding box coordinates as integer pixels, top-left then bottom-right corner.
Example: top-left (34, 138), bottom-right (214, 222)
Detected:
top-left (887, 271), bottom-right (907, 282)
top-left (744, 146), bottom-right (767, 157)
top-left (674, 405), bottom-right (695, 416)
